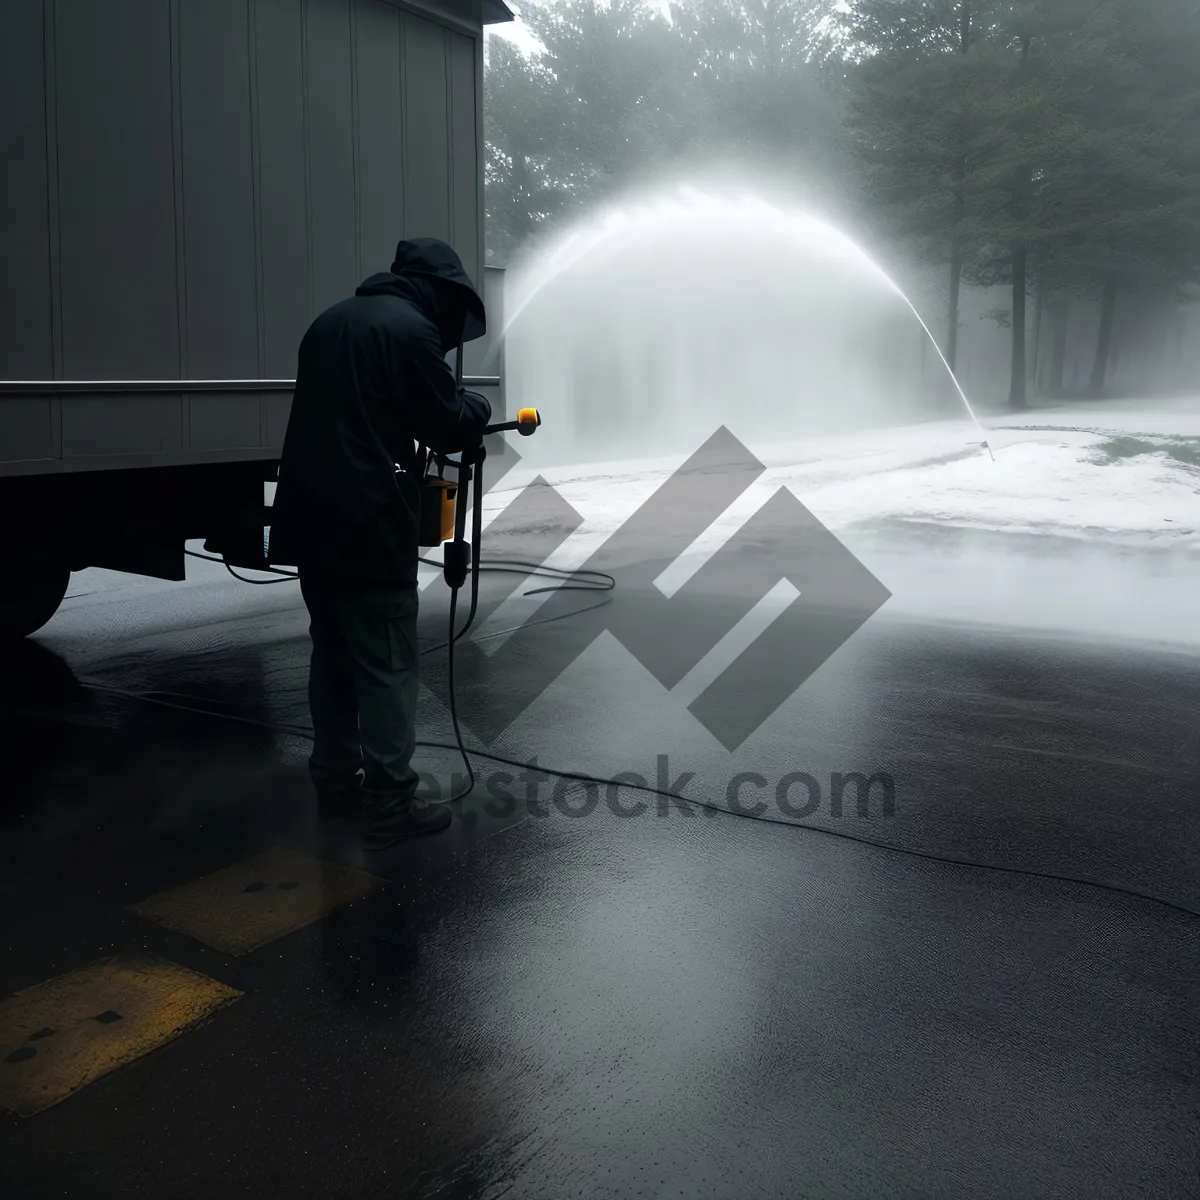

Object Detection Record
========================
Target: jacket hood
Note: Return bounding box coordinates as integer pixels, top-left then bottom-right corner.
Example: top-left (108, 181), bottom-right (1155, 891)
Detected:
top-left (376, 237), bottom-right (487, 344)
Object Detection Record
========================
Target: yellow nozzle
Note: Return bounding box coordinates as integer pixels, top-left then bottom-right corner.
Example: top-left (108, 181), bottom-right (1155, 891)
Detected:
top-left (516, 407), bottom-right (541, 435)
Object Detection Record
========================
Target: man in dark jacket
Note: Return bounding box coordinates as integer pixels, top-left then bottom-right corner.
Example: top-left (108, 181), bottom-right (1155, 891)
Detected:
top-left (268, 238), bottom-right (492, 849)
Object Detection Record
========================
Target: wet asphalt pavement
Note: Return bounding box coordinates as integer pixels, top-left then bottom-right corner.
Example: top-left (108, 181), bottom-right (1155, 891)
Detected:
top-left (1, 526), bottom-right (1198, 1199)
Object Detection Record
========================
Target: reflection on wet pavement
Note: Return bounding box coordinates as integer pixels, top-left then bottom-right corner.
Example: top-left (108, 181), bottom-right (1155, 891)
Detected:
top-left (0, 538), bottom-right (1197, 1198)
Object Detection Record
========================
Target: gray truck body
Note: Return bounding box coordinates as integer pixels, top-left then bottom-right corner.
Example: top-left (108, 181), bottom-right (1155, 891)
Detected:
top-left (0, 0), bottom-right (512, 634)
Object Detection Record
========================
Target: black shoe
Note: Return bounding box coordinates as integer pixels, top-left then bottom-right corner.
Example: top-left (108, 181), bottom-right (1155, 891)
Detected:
top-left (364, 795), bottom-right (453, 850)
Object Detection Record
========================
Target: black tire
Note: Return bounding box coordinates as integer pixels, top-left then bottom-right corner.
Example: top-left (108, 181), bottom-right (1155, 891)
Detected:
top-left (0, 564), bottom-right (71, 640)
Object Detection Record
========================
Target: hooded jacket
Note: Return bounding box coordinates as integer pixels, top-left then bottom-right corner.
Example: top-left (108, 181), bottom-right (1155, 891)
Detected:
top-left (268, 239), bottom-right (492, 586)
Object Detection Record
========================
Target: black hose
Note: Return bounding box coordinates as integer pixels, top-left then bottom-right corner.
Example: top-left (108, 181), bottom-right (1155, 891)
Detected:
top-left (80, 670), bottom-right (1200, 921)
top-left (153, 509), bottom-right (1200, 920)
top-left (184, 548), bottom-right (614, 597)
top-left (442, 585), bottom-right (474, 804)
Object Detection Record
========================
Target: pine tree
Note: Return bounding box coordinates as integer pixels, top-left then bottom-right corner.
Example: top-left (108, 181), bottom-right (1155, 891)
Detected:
top-left (484, 36), bottom-right (573, 263)
top-left (844, 2), bottom-right (993, 375)
top-left (520, 0), bottom-right (679, 203)
top-left (967, 0), bottom-right (1200, 400)
top-left (845, 0), bottom-right (1200, 407)
top-left (664, 0), bottom-right (847, 192)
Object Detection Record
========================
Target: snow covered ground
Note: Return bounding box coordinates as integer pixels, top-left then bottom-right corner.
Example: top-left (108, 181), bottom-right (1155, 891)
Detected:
top-left (484, 398), bottom-right (1200, 550)
top-left (460, 398), bottom-right (1200, 654)
top-left (63, 400), bottom-right (1198, 657)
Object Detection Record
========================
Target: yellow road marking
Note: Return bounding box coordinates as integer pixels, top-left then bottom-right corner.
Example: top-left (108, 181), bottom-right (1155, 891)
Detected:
top-left (0, 956), bottom-right (241, 1118)
top-left (129, 847), bottom-right (381, 955)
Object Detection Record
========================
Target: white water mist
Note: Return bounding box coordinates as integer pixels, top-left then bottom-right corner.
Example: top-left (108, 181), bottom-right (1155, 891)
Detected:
top-left (499, 187), bottom-right (988, 465)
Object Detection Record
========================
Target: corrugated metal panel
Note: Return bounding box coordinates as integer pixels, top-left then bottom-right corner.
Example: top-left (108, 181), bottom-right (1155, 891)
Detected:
top-left (0, 0), bottom-right (488, 474)
top-left (55, 0), bottom-right (181, 379)
top-left (402, 12), bottom-right (452, 244)
top-left (188, 393), bottom-right (265, 453)
top-left (0, 397), bottom-right (56, 466)
top-left (0, 382), bottom-right (293, 474)
top-left (60, 393), bottom-right (184, 458)
top-left (354, 0), bottom-right (405, 274)
top-left (398, 0), bottom-right (510, 33)
top-left (306, 0), bottom-right (359, 312)
top-left (389, 0), bottom-right (485, 36)
top-left (449, 31), bottom-right (481, 289)
top-left (254, 0), bottom-right (310, 378)
top-left (462, 266), bottom-right (504, 386)
top-left (179, 0), bottom-right (259, 378)
top-left (0, 0), bottom-right (54, 379)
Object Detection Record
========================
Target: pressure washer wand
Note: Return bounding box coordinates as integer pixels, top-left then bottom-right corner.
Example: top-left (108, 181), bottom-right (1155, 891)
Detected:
top-left (482, 410), bottom-right (542, 438)
top-left (441, 404), bottom-right (542, 640)
top-left (434, 395), bottom-right (542, 806)
top-left (442, 342), bottom-right (475, 604)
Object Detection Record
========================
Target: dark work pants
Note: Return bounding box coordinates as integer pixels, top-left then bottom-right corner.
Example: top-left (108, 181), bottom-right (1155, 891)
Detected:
top-left (299, 578), bottom-right (421, 802)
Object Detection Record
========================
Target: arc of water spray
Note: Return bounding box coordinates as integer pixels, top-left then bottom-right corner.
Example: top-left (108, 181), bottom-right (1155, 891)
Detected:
top-left (745, 193), bottom-right (995, 462)
top-left (495, 188), bottom-right (995, 461)
top-left (871, 280), bottom-right (995, 460)
top-left (486, 211), bottom-right (638, 371)
top-left (870, 270), bottom-right (994, 461)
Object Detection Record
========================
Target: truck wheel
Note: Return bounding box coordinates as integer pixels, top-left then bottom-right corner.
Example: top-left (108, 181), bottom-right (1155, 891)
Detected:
top-left (0, 564), bottom-right (71, 640)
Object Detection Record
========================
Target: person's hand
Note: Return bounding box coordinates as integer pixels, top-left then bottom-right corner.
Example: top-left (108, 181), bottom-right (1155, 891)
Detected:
top-left (459, 388), bottom-right (493, 424)
top-left (458, 434), bottom-right (486, 465)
